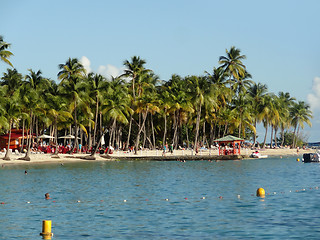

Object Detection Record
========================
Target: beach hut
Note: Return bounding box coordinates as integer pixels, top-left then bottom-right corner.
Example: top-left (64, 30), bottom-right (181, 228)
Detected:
top-left (214, 135), bottom-right (244, 155)
top-left (0, 129), bottom-right (35, 151)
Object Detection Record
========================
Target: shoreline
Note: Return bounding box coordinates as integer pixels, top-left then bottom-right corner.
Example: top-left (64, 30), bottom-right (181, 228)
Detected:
top-left (0, 148), bottom-right (314, 166)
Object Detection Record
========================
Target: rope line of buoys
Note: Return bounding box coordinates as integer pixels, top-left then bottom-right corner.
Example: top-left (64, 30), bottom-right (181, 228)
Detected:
top-left (1, 186), bottom-right (318, 206)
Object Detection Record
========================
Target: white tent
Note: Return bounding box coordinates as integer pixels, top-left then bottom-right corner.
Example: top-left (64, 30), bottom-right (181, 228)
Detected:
top-left (37, 134), bottom-right (54, 139)
top-left (58, 134), bottom-right (75, 139)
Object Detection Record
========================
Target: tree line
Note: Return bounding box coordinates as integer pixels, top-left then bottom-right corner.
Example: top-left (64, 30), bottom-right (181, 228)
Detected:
top-left (0, 36), bottom-right (313, 159)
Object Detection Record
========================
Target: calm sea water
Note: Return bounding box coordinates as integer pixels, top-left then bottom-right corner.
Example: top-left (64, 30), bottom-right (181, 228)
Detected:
top-left (1, 156), bottom-right (320, 239)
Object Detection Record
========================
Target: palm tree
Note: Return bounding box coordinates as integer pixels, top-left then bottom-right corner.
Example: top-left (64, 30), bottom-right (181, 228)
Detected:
top-left (101, 77), bottom-right (132, 156)
top-left (86, 73), bottom-right (107, 147)
top-left (122, 56), bottom-right (151, 150)
top-left (122, 56), bottom-right (151, 100)
top-left (290, 101), bottom-right (312, 147)
top-left (18, 70), bottom-right (47, 161)
top-left (278, 92), bottom-right (295, 147)
top-left (187, 76), bottom-right (215, 152)
top-left (0, 36), bottom-right (13, 67)
top-left (219, 46), bottom-right (246, 84)
top-left (0, 68), bottom-right (23, 96)
top-left (247, 82), bottom-right (268, 145)
top-left (44, 80), bottom-right (73, 156)
top-left (58, 58), bottom-right (86, 153)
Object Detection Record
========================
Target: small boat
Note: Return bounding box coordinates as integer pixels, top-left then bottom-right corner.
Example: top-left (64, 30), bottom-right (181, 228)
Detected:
top-left (302, 152), bottom-right (320, 162)
top-left (250, 151), bottom-right (268, 158)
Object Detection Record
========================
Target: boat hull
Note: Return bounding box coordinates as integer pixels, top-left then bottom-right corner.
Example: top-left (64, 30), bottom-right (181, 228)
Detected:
top-left (303, 153), bottom-right (320, 162)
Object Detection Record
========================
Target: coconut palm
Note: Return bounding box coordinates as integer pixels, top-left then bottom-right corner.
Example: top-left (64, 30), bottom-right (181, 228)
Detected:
top-left (247, 82), bottom-right (268, 145)
top-left (187, 75), bottom-right (215, 152)
top-left (278, 92), bottom-right (295, 147)
top-left (101, 77), bottom-right (132, 156)
top-left (44, 80), bottom-right (73, 156)
top-left (0, 68), bottom-right (23, 96)
top-left (18, 70), bottom-right (47, 160)
top-left (58, 58), bottom-right (86, 153)
top-left (85, 73), bottom-right (107, 147)
top-left (0, 36), bottom-right (13, 67)
top-left (290, 101), bottom-right (312, 147)
top-left (219, 46), bottom-right (246, 84)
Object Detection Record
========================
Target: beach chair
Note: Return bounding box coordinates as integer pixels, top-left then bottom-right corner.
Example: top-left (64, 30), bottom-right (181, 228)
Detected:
top-left (15, 149), bottom-right (21, 155)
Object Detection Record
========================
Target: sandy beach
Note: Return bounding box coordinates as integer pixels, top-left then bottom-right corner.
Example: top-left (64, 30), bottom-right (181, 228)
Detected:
top-left (0, 147), bottom-right (314, 166)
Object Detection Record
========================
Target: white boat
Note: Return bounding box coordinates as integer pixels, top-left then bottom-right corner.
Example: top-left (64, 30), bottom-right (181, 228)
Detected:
top-left (250, 151), bottom-right (268, 158)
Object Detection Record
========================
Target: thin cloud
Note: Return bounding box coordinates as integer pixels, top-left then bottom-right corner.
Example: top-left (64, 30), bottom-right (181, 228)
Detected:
top-left (307, 77), bottom-right (320, 113)
top-left (98, 64), bottom-right (124, 78)
top-left (80, 56), bottom-right (91, 74)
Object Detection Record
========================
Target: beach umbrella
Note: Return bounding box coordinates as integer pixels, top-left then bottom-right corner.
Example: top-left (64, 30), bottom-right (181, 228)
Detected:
top-left (58, 134), bottom-right (75, 139)
top-left (37, 134), bottom-right (54, 139)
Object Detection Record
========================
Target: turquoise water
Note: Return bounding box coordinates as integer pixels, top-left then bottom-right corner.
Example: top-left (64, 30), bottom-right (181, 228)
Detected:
top-left (1, 156), bottom-right (320, 239)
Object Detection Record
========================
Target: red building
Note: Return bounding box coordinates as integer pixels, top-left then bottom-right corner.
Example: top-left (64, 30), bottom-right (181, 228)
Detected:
top-left (0, 129), bottom-right (34, 151)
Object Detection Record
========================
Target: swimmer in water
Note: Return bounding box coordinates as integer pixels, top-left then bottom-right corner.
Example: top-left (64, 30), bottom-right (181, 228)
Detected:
top-left (45, 193), bottom-right (51, 200)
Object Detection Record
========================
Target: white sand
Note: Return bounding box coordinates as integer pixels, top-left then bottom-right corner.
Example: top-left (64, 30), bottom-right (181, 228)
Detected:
top-left (0, 147), bottom-right (313, 165)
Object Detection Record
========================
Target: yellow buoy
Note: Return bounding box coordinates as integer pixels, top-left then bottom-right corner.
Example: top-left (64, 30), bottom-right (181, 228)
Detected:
top-left (40, 220), bottom-right (53, 239)
top-left (256, 188), bottom-right (265, 198)
top-left (297, 158), bottom-right (300, 162)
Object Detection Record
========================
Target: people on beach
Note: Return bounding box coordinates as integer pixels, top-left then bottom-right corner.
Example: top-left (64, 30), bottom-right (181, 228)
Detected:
top-left (170, 144), bottom-right (173, 154)
top-left (162, 145), bottom-right (167, 156)
top-left (45, 193), bottom-right (51, 200)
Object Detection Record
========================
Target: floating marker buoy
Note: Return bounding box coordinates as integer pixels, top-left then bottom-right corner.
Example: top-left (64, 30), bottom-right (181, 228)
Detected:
top-left (123, 200), bottom-right (127, 202)
top-left (0, 202), bottom-right (5, 204)
top-left (27, 201), bottom-right (30, 204)
top-left (219, 196), bottom-right (223, 199)
top-left (77, 200), bottom-right (81, 203)
top-left (256, 188), bottom-right (265, 198)
top-left (201, 197), bottom-right (205, 199)
top-left (40, 220), bottom-right (53, 239)
top-left (273, 192), bottom-right (277, 195)
top-left (184, 198), bottom-right (188, 200)
top-left (297, 158), bottom-right (300, 161)
top-left (165, 198), bottom-right (169, 201)
top-left (237, 194), bottom-right (241, 199)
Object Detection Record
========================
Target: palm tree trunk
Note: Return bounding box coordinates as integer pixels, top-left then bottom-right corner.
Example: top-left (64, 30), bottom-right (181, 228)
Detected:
top-left (292, 124), bottom-right (298, 148)
top-left (295, 124), bottom-right (301, 147)
top-left (135, 111), bottom-right (148, 154)
top-left (3, 120), bottom-right (12, 160)
top-left (151, 115), bottom-right (156, 149)
top-left (93, 97), bottom-right (99, 146)
top-left (71, 101), bottom-right (78, 153)
top-left (194, 103), bottom-right (202, 152)
top-left (253, 119), bottom-right (257, 146)
top-left (270, 126), bottom-right (274, 148)
top-left (262, 122), bottom-right (268, 149)
top-left (88, 120), bottom-right (92, 150)
top-left (280, 128), bottom-right (285, 147)
top-left (126, 114), bottom-right (133, 150)
top-left (274, 127), bottom-right (278, 147)
top-left (53, 116), bottom-right (59, 156)
top-left (162, 110), bottom-right (167, 147)
top-left (19, 111), bottom-right (33, 161)
top-left (186, 125), bottom-right (190, 149)
top-left (20, 119), bottom-right (25, 153)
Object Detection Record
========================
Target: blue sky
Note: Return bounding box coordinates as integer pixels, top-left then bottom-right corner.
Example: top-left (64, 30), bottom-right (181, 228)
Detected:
top-left (1, 0), bottom-right (320, 142)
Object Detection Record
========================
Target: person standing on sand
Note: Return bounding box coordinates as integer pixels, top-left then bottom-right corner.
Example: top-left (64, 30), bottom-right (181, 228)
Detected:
top-left (162, 145), bottom-right (167, 156)
top-left (170, 144), bottom-right (174, 154)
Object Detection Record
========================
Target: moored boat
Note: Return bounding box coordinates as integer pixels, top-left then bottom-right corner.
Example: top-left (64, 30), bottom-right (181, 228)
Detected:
top-left (250, 151), bottom-right (268, 158)
top-left (302, 152), bottom-right (320, 162)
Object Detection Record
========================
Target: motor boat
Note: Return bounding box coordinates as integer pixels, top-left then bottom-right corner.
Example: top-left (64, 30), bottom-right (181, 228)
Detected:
top-left (250, 151), bottom-right (268, 158)
top-left (302, 152), bottom-right (320, 162)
